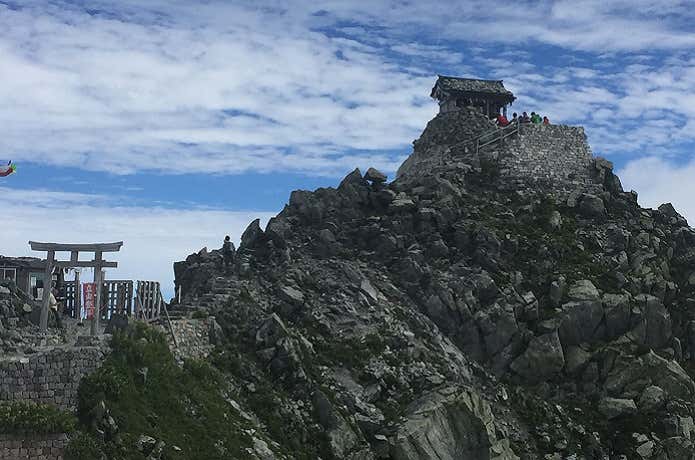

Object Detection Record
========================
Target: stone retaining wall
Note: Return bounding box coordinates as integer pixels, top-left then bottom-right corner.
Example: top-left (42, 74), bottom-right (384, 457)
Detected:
top-left (0, 433), bottom-right (67, 460)
top-left (498, 124), bottom-right (594, 187)
top-left (0, 346), bottom-right (106, 410)
top-left (163, 318), bottom-right (214, 361)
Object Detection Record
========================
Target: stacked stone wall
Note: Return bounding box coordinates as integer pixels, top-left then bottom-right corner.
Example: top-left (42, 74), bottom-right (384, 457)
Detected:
top-left (0, 433), bottom-right (67, 460)
top-left (497, 124), bottom-right (595, 192)
top-left (0, 346), bottom-right (106, 410)
top-left (163, 318), bottom-right (214, 361)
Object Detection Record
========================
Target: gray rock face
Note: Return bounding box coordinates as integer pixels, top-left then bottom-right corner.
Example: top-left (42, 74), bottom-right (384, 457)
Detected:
top-left (312, 390), bottom-right (362, 458)
top-left (637, 385), bottom-right (665, 412)
top-left (598, 397), bottom-right (637, 419)
top-left (240, 218), bottom-right (264, 249)
top-left (563, 346), bottom-right (592, 375)
top-left (169, 108), bottom-right (695, 459)
top-left (391, 387), bottom-right (519, 460)
top-left (278, 285), bottom-right (305, 307)
top-left (255, 313), bottom-right (290, 347)
top-left (567, 279), bottom-right (600, 301)
top-left (579, 194), bottom-right (606, 217)
top-left (364, 167), bottom-right (387, 184)
top-left (558, 300), bottom-right (604, 346)
top-left (510, 332), bottom-right (564, 382)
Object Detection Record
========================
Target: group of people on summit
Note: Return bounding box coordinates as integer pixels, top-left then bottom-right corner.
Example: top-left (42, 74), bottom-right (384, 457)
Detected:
top-left (495, 111), bottom-right (549, 127)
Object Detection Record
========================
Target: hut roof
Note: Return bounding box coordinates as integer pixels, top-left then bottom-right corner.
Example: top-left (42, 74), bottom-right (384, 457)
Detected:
top-left (431, 75), bottom-right (515, 101)
top-left (0, 256), bottom-right (46, 270)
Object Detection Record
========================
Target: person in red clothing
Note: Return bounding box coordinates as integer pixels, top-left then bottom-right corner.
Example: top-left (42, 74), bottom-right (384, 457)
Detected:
top-left (496, 113), bottom-right (509, 127)
top-left (543, 116), bottom-right (550, 125)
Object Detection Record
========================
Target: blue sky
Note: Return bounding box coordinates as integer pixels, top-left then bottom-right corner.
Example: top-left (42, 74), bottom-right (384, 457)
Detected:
top-left (3, 0), bottom-right (695, 296)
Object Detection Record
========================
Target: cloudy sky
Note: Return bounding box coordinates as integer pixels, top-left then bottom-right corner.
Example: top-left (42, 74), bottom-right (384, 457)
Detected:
top-left (2, 0), bottom-right (695, 296)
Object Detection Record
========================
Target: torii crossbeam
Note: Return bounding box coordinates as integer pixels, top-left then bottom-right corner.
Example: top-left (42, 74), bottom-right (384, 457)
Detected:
top-left (28, 241), bottom-right (123, 335)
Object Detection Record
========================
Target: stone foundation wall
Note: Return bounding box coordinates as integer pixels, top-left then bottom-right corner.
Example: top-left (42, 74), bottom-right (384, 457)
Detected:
top-left (163, 318), bottom-right (214, 361)
top-left (0, 433), bottom-right (67, 460)
top-left (0, 346), bottom-right (106, 410)
top-left (498, 124), bottom-right (594, 186)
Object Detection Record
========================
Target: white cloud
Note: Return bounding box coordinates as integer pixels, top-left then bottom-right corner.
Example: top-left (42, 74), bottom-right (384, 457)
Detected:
top-left (0, 186), bottom-right (275, 298)
top-left (0, 1), bottom-right (437, 176)
top-left (618, 157), bottom-right (695, 224)
top-left (4, 0), bottom-right (695, 178)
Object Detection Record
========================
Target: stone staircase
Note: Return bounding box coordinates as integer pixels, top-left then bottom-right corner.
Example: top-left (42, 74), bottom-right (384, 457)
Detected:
top-left (156, 276), bottom-right (236, 361)
top-left (167, 276), bottom-right (236, 319)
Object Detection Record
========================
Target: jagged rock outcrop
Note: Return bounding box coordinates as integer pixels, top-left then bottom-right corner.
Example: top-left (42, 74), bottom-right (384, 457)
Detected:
top-left (171, 109), bottom-right (695, 459)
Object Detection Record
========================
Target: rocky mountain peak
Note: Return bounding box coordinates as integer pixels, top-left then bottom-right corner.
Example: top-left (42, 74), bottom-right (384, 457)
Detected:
top-left (171, 113), bottom-right (695, 459)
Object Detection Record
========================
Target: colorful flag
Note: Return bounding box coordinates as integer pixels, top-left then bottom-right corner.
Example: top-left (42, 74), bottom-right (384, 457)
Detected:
top-left (83, 283), bottom-right (96, 319)
top-left (0, 162), bottom-right (16, 177)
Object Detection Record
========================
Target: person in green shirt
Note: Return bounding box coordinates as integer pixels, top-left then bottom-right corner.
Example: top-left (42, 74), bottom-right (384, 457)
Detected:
top-left (531, 112), bottom-right (542, 124)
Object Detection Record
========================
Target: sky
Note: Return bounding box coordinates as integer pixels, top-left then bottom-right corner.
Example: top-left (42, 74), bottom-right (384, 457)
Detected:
top-left (2, 0), bottom-right (695, 297)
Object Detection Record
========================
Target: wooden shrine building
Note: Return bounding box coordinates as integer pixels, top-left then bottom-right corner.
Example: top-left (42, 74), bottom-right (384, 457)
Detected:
top-left (0, 256), bottom-right (65, 301)
top-left (431, 75), bottom-right (516, 118)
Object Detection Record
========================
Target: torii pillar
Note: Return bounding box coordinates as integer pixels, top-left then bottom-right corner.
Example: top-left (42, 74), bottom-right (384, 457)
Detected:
top-left (29, 241), bottom-right (123, 335)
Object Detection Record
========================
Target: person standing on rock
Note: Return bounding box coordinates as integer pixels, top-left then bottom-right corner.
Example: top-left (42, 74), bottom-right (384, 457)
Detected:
top-left (49, 285), bottom-right (64, 329)
top-left (222, 235), bottom-right (235, 273)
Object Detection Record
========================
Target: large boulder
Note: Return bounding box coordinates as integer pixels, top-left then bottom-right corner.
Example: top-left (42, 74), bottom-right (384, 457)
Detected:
top-left (634, 294), bottom-right (672, 349)
top-left (604, 351), bottom-right (695, 400)
top-left (567, 280), bottom-right (600, 301)
top-left (602, 293), bottom-right (632, 340)
top-left (558, 300), bottom-right (604, 346)
top-left (598, 397), bottom-right (637, 419)
top-left (312, 390), bottom-right (363, 458)
top-left (475, 303), bottom-right (519, 359)
top-left (637, 385), bottom-right (666, 413)
top-left (256, 313), bottom-right (290, 347)
top-left (509, 331), bottom-right (564, 382)
top-left (578, 194), bottom-right (606, 217)
top-left (391, 386), bottom-right (518, 460)
top-left (240, 218), bottom-right (265, 249)
top-left (364, 167), bottom-right (387, 184)
top-left (278, 285), bottom-right (305, 307)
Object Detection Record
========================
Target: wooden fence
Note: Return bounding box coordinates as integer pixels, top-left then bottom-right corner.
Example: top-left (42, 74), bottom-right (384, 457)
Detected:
top-left (135, 281), bottom-right (162, 322)
top-left (62, 279), bottom-right (162, 322)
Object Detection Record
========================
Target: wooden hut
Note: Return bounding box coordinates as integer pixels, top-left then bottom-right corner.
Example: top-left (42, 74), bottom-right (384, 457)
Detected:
top-left (431, 75), bottom-right (516, 118)
top-left (0, 256), bottom-right (64, 300)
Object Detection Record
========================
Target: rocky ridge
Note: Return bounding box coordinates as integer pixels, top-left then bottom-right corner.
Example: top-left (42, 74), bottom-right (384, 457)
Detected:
top-left (172, 109), bottom-right (695, 459)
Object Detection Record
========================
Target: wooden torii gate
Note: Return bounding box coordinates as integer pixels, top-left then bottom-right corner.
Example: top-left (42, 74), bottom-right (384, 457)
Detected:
top-left (28, 241), bottom-right (123, 335)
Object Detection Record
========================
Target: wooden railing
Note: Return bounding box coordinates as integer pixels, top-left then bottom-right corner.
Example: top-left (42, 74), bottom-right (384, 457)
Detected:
top-left (474, 121), bottom-right (521, 154)
top-left (135, 281), bottom-right (177, 347)
top-left (135, 281), bottom-right (163, 322)
top-left (444, 120), bottom-right (522, 156)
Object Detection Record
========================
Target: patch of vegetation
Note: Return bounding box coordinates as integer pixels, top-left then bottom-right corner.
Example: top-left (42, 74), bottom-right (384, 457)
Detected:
top-left (210, 329), bottom-right (334, 460)
top-left (64, 432), bottom-right (105, 460)
top-left (191, 309), bottom-right (209, 319)
top-left (66, 322), bottom-right (255, 460)
top-left (466, 192), bottom-right (616, 311)
top-left (0, 401), bottom-right (76, 434)
top-left (317, 333), bottom-right (386, 368)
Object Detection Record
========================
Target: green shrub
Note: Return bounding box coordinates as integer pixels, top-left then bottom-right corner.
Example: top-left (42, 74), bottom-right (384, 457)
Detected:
top-left (71, 322), bottom-right (255, 460)
top-left (0, 401), bottom-right (76, 434)
top-left (64, 432), bottom-right (105, 460)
